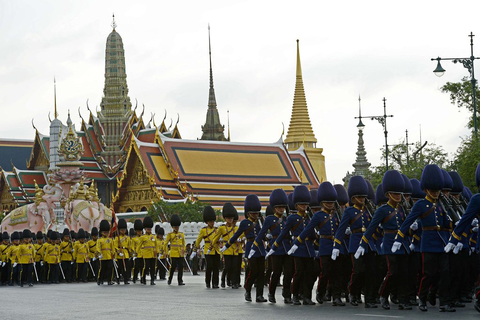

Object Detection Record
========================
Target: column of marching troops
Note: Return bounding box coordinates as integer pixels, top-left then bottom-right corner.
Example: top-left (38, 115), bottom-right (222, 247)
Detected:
top-left (3, 163), bottom-right (480, 313)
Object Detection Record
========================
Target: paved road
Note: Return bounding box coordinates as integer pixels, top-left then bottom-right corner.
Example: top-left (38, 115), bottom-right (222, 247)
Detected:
top-left (3, 274), bottom-right (480, 319)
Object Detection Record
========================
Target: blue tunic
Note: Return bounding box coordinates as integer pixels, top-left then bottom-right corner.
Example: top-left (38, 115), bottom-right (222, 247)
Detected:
top-left (333, 206), bottom-right (372, 254)
top-left (227, 218), bottom-right (264, 258)
top-left (253, 214), bottom-right (290, 255)
top-left (293, 210), bottom-right (339, 256)
top-left (273, 212), bottom-right (314, 258)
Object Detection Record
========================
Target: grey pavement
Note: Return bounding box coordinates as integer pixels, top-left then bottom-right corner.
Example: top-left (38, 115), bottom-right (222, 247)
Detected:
top-left (2, 273), bottom-right (480, 320)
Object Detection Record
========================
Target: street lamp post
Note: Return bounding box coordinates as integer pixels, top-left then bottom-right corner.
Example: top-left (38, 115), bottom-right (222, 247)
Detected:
top-left (431, 32), bottom-right (480, 136)
top-left (355, 97), bottom-right (394, 170)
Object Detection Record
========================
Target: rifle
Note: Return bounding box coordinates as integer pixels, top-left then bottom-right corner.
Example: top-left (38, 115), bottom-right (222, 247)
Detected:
top-left (439, 193), bottom-right (461, 223)
top-left (365, 198), bottom-right (376, 219)
top-left (400, 194), bottom-right (412, 216)
top-left (450, 196), bottom-right (466, 216)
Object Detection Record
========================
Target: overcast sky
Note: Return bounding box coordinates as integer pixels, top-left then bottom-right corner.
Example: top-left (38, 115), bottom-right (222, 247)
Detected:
top-left (0, 0), bottom-right (477, 183)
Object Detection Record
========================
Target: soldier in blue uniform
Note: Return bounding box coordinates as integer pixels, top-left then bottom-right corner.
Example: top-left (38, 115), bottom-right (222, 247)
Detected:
top-left (250, 189), bottom-right (292, 304)
top-left (333, 184), bottom-right (351, 301)
top-left (266, 185), bottom-right (316, 305)
top-left (221, 194), bottom-right (266, 302)
top-left (332, 175), bottom-right (376, 308)
top-left (394, 164), bottom-right (455, 312)
top-left (356, 170), bottom-right (411, 310)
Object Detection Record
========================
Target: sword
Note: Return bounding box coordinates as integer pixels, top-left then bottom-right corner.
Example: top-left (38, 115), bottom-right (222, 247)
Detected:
top-left (33, 262), bottom-right (39, 282)
top-left (88, 260), bottom-right (96, 277)
top-left (157, 258), bottom-right (169, 274)
top-left (183, 256), bottom-right (193, 275)
top-left (58, 263), bottom-right (65, 280)
top-left (113, 260), bottom-right (120, 279)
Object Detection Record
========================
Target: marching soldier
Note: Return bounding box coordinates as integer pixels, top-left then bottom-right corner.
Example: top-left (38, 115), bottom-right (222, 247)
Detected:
top-left (8, 231), bottom-right (20, 286)
top-left (139, 216), bottom-right (157, 285)
top-left (0, 232), bottom-right (10, 285)
top-left (60, 228), bottom-right (74, 283)
top-left (222, 194), bottom-right (265, 302)
top-left (164, 214), bottom-right (186, 285)
top-left (155, 225), bottom-right (167, 281)
top-left (88, 227), bottom-right (100, 281)
top-left (34, 231), bottom-right (46, 283)
top-left (195, 206), bottom-right (220, 289)
top-left (115, 218), bottom-right (131, 285)
top-left (44, 232), bottom-right (60, 284)
top-left (73, 228), bottom-right (89, 283)
top-left (132, 219), bottom-right (144, 283)
top-left (97, 219), bottom-right (114, 285)
top-left (17, 229), bottom-right (35, 287)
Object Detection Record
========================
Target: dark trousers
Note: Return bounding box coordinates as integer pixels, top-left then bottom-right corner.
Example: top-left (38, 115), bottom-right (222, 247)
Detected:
top-left (192, 256), bottom-right (199, 275)
top-left (244, 256), bottom-right (265, 297)
top-left (20, 263), bottom-right (33, 285)
top-left (61, 261), bottom-right (72, 282)
top-left (269, 254), bottom-right (293, 298)
top-left (47, 263), bottom-right (59, 283)
top-left (292, 256), bottom-right (314, 299)
top-left (117, 258), bottom-right (130, 283)
top-left (76, 262), bottom-right (87, 282)
top-left (10, 263), bottom-right (19, 285)
top-left (407, 252), bottom-right (422, 300)
top-left (418, 252), bottom-right (450, 306)
top-left (349, 251), bottom-right (376, 303)
top-left (169, 257), bottom-right (184, 283)
top-left (235, 254), bottom-right (243, 286)
top-left (98, 259), bottom-right (113, 284)
top-left (157, 258), bottom-right (167, 279)
top-left (222, 255), bottom-right (235, 285)
top-left (142, 258), bottom-right (156, 283)
top-left (264, 254), bottom-right (273, 285)
top-left (318, 255), bottom-right (342, 299)
top-left (35, 262), bottom-right (45, 283)
top-left (379, 254), bottom-right (408, 303)
top-left (205, 253), bottom-right (220, 286)
top-left (1, 262), bottom-right (8, 284)
top-left (133, 258), bottom-right (144, 281)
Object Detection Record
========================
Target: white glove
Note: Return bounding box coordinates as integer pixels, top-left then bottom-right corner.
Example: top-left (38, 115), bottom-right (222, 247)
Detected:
top-left (354, 246), bottom-right (365, 259)
top-left (157, 256), bottom-right (161, 261)
top-left (455, 220), bottom-right (460, 226)
top-left (331, 248), bottom-right (340, 261)
top-left (473, 218), bottom-right (479, 227)
top-left (220, 246), bottom-right (227, 253)
top-left (98, 255), bottom-right (103, 260)
top-left (206, 249), bottom-right (211, 255)
top-left (380, 243), bottom-right (384, 250)
top-left (409, 243), bottom-right (415, 251)
top-left (92, 257), bottom-right (97, 262)
top-left (71, 261), bottom-right (74, 265)
top-left (1, 262), bottom-right (5, 267)
top-left (410, 221), bottom-right (418, 231)
top-left (453, 242), bottom-right (463, 254)
top-left (473, 226), bottom-right (479, 233)
top-left (314, 250), bottom-right (319, 257)
top-left (444, 242), bottom-right (455, 253)
top-left (248, 249), bottom-right (255, 259)
top-left (471, 247), bottom-right (476, 254)
top-left (265, 249), bottom-right (275, 258)
top-left (287, 244), bottom-right (298, 255)
top-left (40, 261), bottom-right (44, 266)
top-left (266, 234), bottom-right (273, 240)
top-left (13, 262), bottom-right (17, 268)
top-left (345, 227), bottom-right (352, 235)
top-left (391, 241), bottom-right (402, 253)
top-left (133, 257), bottom-right (137, 261)
top-left (119, 253), bottom-right (124, 257)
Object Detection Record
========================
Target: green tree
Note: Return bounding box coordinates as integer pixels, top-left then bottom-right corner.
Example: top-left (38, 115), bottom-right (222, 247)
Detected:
top-left (450, 134), bottom-right (480, 192)
top-left (440, 76), bottom-right (479, 130)
top-left (147, 200), bottom-right (222, 223)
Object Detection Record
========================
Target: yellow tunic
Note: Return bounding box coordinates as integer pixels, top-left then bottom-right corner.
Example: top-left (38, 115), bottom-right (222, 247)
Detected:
top-left (132, 237), bottom-right (143, 259)
top-left (16, 243), bottom-right (35, 264)
top-left (7, 245), bottom-right (19, 264)
top-left (138, 234), bottom-right (157, 259)
top-left (44, 244), bottom-right (60, 264)
top-left (0, 244), bottom-right (11, 262)
top-left (97, 237), bottom-right (114, 260)
top-left (34, 243), bottom-right (46, 262)
top-left (195, 226), bottom-right (220, 255)
top-left (212, 224), bottom-right (237, 255)
top-left (60, 241), bottom-right (73, 262)
top-left (87, 239), bottom-right (98, 259)
top-left (156, 238), bottom-right (166, 259)
top-left (73, 242), bottom-right (89, 263)
top-left (164, 231), bottom-right (185, 258)
top-left (114, 235), bottom-right (131, 259)
top-left (232, 231), bottom-right (244, 255)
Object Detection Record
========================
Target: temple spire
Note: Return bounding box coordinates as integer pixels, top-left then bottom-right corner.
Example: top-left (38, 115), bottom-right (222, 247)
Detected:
top-left (54, 77), bottom-right (58, 119)
top-left (200, 25), bottom-right (227, 141)
top-left (352, 96), bottom-right (370, 177)
top-left (111, 13), bottom-right (117, 31)
top-left (284, 39), bottom-right (317, 150)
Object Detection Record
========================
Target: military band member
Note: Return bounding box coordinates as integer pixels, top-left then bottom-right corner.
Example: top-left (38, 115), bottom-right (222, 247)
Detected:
top-left (195, 206), bottom-right (220, 289)
top-left (164, 214), bottom-right (186, 285)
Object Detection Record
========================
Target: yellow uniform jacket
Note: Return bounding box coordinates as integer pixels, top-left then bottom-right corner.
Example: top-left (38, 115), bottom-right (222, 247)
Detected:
top-left (164, 231), bottom-right (185, 258)
top-left (73, 242), bottom-right (89, 263)
top-left (60, 241), bottom-right (73, 262)
top-left (212, 224), bottom-right (237, 255)
top-left (44, 243), bottom-right (60, 264)
top-left (232, 231), bottom-right (244, 255)
top-left (156, 238), bottom-right (166, 259)
top-left (34, 243), bottom-right (46, 262)
top-left (138, 234), bottom-right (157, 259)
top-left (7, 245), bottom-right (19, 264)
top-left (0, 244), bottom-right (11, 262)
top-left (97, 237), bottom-right (114, 260)
top-left (16, 243), bottom-right (35, 264)
top-left (196, 226), bottom-right (220, 255)
top-left (114, 235), bottom-right (131, 259)
top-left (132, 237), bottom-right (143, 258)
top-left (87, 239), bottom-right (98, 260)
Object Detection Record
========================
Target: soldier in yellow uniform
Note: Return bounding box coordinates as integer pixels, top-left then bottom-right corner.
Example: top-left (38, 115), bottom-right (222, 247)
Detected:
top-left (17, 229), bottom-right (35, 287)
top-left (73, 228), bottom-right (89, 283)
top-left (114, 219), bottom-right (131, 285)
top-left (97, 220), bottom-right (114, 285)
top-left (132, 219), bottom-right (144, 283)
top-left (44, 232), bottom-right (60, 284)
top-left (138, 216), bottom-right (157, 285)
top-left (7, 231), bottom-right (21, 286)
top-left (60, 228), bottom-right (74, 283)
top-left (212, 203), bottom-right (238, 288)
top-left (196, 206), bottom-right (220, 288)
top-left (88, 227), bottom-right (100, 281)
top-left (155, 225), bottom-right (167, 281)
top-left (164, 214), bottom-right (185, 285)
top-left (0, 232), bottom-right (10, 285)
top-left (34, 231), bottom-right (46, 283)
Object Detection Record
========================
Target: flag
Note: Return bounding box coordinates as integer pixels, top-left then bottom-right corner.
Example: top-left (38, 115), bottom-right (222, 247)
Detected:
top-left (109, 204), bottom-right (118, 237)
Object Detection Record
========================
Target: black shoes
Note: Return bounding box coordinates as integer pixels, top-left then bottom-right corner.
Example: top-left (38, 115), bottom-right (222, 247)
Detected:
top-left (284, 297), bottom-right (293, 304)
top-left (316, 293), bottom-right (323, 304)
top-left (428, 293), bottom-right (436, 306)
top-left (178, 281), bottom-right (185, 286)
top-left (409, 299), bottom-right (418, 306)
top-left (365, 302), bottom-right (377, 308)
top-left (256, 296), bottom-right (267, 303)
top-left (452, 301), bottom-right (465, 308)
top-left (303, 298), bottom-right (315, 305)
top-left (349, 294), bottom-right (358, 306)
top-left (292, 295), bottom-right (301, 305)
top-left (245, 292), bottom-right (252, 302)
top-left (212, 285), bottom-right (219, 289)
top-left (221, 281), bottom-right (226, 288)
top-left (398, 303), bottom-right (412, 310)
top-left (380, 296), bottom-right (390, 310)
top-left (418, 300), bottom-right (428, 312)
top-left (439, 305), bottom-right (456, 312)
top-left (332, 298), bottom-right (345, 306)
top-left (390, 295), bottom-right (399, 304)
top-left (167, 279), bottom-right (172, 285)
top-left (206, 284), bottom-right (211, 288)
top-left (268, 293), bottom-right (276, 303)
top-left (150, 281), bottom-right (155, 285)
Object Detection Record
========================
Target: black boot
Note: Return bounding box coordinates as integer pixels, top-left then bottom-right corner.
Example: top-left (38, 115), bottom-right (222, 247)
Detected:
top-left (256, 296), bottom-right (267, 302)
top-left (418, 300), bottom-right (428, 312)
top-left (245, 291), bottom-right (252, 302)
top-left (316, 292), bottom-right (324, 304)
top-left (439, 305), bottom-right (456, 312)
top-left (303, 297), bottom-right (315, 305)
top-left (292, 295), bottom-right (301, 305)
top-left (332, 298), bottom-right (345, 306)
top-left (268, 293), bottom-right (276, 303)
top-left (380, 296), bottom-right (390, 310)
